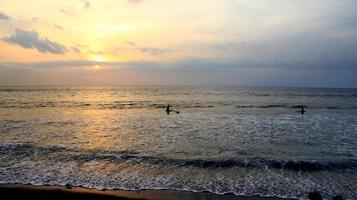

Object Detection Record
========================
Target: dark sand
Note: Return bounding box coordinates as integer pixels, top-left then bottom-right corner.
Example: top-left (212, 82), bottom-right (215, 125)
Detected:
top-left (0, 184), bottom-right (293, 200)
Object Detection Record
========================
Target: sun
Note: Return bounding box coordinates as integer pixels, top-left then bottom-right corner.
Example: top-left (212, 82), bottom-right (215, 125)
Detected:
top-left (88, 55), bottom-right (107, 70)
top-left (92, 55), bottom-right (105, 62)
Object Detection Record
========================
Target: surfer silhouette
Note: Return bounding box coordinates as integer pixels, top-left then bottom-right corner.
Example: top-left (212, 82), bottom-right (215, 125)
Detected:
top-left (166, 104), bottom-right (171, 114)
top-left (297, 105), bottom-right (305, 115)
top-left (166, 104), bottom-right (180, 114)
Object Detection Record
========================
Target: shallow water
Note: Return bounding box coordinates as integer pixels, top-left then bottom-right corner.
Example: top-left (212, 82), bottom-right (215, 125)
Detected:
top-left (0, 86), bottom-right (356, 199)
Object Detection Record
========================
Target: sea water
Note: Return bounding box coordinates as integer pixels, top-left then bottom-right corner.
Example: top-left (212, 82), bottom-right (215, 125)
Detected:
top-left (0, 86), bottom-right (356, 199)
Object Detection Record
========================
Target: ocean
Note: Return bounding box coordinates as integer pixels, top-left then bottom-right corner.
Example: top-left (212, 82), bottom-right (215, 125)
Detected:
top-left (0, 86), bottom-right (356, 199)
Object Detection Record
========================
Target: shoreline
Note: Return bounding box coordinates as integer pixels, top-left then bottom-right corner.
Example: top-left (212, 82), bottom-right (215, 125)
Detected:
top-left (0, 184), bottom-right (293, 200)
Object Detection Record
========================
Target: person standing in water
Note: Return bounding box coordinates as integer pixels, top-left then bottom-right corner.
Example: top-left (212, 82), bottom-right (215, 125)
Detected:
top-left (166, 104), bottom-right (171, 114)
top-left (298, 105), bottom-right (305, 115)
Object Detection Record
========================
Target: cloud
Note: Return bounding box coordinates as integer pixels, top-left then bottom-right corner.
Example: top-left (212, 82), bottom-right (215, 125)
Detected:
top-left (115, 44), bottom-right (173, 56)
top-left (60, 0), bottom-right (90, 15)
top-left (2, 57), bottom-right (356, 72)
top-left (54, 25), bottom-right (64, 30)
top-left (60, 8), bottom-right (76, 15)
top-left (82, 0), bottom-right (90, 8)
top-left (128, 0), bottom-right (142, 3)
top-left (31, 17), bottom-right (39, 22)
top-left (2, 29), bottom-right (68, 54)
top-left (127, 41), bottom-right (137, 46)
top-left (0, 12), bottom-right (10, 20)
top-left (139, 47), bottom-right (173, 55)
top-left (0, 60), bottom-right (147, 69)
top-left (71, 46), bottom-right (81, 53)
top-left (2, 58), bottom-right (357, 87)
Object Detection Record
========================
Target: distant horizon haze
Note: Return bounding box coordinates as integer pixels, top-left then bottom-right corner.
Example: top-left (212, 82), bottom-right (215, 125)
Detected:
top-left (0, 84), bottom-right (357, 89)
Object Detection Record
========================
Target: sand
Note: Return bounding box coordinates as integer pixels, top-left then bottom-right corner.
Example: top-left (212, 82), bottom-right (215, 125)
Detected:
top-left (0, 184), bottom-right (293, 200)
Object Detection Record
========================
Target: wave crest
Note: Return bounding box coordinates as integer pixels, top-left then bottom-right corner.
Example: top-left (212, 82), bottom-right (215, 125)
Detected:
top-left (1, 144), bottom-right (356, 172)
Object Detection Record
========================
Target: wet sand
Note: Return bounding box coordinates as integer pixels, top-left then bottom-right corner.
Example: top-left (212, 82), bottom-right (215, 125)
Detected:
top-left (0, 184), bottom-right (292, 200)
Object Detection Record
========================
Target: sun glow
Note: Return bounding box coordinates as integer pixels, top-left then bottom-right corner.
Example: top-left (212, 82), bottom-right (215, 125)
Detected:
top-left (88, 55), bottom-right (107, 70)
top-left (92, 55), bottom-right (106, 62)
top-left (98, 23), bottom-right (136, 33)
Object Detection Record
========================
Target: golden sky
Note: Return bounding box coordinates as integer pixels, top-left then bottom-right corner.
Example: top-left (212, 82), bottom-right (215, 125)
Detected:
top-left (0, 0), bottom-right (357, 87)
top-left (0, 0), bottom-right (235, 63)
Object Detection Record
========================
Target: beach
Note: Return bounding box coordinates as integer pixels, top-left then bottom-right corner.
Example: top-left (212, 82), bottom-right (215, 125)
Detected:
top-left (0, 184), bottom-right (290, 200)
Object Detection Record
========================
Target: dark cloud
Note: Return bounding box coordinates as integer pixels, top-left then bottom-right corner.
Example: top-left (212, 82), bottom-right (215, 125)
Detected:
top-left (2, 57), bottom-right (356, 72)
top-left (2, 58), bottom-right (356, 87)
top-left (0, 12), bottom-right (10, 20)
top-left (2, 29), bottom-right (68, 54)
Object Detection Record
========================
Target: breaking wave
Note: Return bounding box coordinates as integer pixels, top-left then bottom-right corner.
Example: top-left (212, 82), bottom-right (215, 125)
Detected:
top-left (1, 144), bottom-right (356, 172)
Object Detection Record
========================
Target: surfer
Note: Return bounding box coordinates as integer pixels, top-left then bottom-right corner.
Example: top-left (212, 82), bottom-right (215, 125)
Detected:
top-left (166, 104), bottom-right (180, 114)
top-left (166, 104), bottom-right (171, 114)
top-left (297, 105), bottom-right (305, 115)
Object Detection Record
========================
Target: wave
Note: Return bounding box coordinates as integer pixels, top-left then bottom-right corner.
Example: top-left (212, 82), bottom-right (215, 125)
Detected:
top-left (1, 144), bottom-right (356, 172)
top-left (0, 101), bottom-right (217, 109)
top-left (236, 104), bottom-right (353, 110)
top-left (236, 105), bottom-right (285, 109)
top-left (1, 100), bottom-right (356, 110)
top-left (246, 91), bottom-right (357, 98)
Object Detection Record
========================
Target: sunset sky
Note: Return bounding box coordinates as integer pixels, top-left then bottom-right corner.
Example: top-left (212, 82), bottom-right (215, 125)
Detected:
top-left (0, 0), bottom-right (357, 87)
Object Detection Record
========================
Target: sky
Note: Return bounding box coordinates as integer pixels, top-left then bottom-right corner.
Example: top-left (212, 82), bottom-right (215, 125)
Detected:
top-left (0, 0), bottom-right (357, 87)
